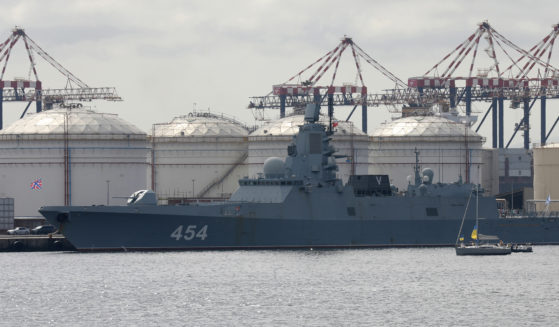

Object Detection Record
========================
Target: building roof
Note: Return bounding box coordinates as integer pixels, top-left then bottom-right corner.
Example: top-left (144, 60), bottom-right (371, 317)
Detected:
top-left (251, 114), bottom-right (365, 136)
top-left (0, 107), bottom-right (145, 135)
top-left (372, 115), bottom-right (482, 139)
top-left (540, 142), bottom-right (559, 148)
top-left (153, 112), bottom-right (249, 137)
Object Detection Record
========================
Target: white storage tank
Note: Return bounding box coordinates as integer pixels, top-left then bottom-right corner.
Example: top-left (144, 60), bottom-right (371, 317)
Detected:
top-left (249, 115), bottom-right (369, 183)
top-left (370, 115), bottom-right (484, 191)
top-left (533, 143), bottom-right (559, 211)
top-left (151, 112), bottom-right (249, 201)
top-left (0, 107), bottom-right (149, 217)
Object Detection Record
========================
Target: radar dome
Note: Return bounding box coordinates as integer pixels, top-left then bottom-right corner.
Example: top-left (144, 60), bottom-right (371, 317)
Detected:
top-left (422, 168), bottom-right (434, 184)
top-left (263, 157), bottom-right (285, 179)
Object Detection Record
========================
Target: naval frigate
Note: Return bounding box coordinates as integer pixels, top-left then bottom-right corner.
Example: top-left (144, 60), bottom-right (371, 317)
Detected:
top-left (39, 104), bottom-right (559, 251)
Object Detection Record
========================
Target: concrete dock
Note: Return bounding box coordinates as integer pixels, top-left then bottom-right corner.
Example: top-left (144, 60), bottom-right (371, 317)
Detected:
top-left (0, 235), bottom-right (75, 252)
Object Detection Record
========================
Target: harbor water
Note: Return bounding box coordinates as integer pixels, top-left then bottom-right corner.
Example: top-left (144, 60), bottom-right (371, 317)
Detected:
top-left (1, 247), bottom-right (558, 326)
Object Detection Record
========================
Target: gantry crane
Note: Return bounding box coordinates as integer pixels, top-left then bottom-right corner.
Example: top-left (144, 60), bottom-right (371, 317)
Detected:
top-left (0, 26), bottom-right (122, 129)
top-left (248, 36), bottom-right (412, 133)
top-left (407, 21), bottom-right (559, 149)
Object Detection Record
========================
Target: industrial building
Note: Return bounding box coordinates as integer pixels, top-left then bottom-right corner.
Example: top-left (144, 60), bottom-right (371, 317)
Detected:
top-left (0, 107), bottom-right (150, 217)
top-left (533, 143), bottom-right (559, 211)
top-left (369, 115), bottom-right (484, 191)
top-left (151, 112), bottom-right (249, 203)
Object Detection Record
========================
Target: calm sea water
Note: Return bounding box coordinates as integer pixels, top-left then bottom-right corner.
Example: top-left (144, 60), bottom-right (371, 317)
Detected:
top-left (1, 247), bottom-right (558, 326)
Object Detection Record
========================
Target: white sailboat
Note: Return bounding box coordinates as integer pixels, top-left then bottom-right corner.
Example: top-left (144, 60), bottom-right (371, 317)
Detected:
top-left (455, 185), bottom-right (511, 256)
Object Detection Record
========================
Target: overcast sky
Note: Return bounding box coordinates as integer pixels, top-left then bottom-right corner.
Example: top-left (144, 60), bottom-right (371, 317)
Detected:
top-left (1, 0), bottom-right (559, 147)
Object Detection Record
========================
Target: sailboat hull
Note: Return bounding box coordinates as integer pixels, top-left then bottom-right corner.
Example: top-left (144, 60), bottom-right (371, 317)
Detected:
top-left (455, 245), bottom-right (512, 255)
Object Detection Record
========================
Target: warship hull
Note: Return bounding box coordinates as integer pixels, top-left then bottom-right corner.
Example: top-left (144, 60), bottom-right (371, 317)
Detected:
top-left (37, 109), bottom-right (559, 251)
top-left (39, 196), bottom-right (559, 251)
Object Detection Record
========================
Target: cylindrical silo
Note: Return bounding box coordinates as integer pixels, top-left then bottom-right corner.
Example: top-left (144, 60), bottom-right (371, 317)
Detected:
top-left (249, 114), bottom-right (369, 183)
top-left (370, 115), bottom-right (485, 191)
top-left (0, 107), bottom-right (150, 217)
top-left (151, 112), bottom-right (249, 202)
top-left (533, 143), bottom-right (559, 211)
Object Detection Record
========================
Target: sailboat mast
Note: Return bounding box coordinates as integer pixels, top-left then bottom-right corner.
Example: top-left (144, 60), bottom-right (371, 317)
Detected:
top-left (455, 187), bottom-right (474, 245)
top-left (476, 184), bottom-right (479, 225)
top-left (476, 184), bottom-right (479, 245)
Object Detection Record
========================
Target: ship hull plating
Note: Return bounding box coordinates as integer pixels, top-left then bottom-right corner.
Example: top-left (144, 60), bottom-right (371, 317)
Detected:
top-left (39, 199), bottom-right (559, 251)
top-left (37, 118), bottom-right (559, 251)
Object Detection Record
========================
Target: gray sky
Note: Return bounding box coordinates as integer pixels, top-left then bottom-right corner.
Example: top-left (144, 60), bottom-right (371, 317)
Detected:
top-left (1, 0), bottom-right (559, 147)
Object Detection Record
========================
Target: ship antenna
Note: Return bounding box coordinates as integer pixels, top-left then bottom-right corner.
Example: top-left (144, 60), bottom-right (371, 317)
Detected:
top-left (414, 148), bottom-right (422, 186)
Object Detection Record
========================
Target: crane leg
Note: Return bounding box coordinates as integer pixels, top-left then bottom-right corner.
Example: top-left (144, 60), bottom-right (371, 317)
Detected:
top-left (498, 96), bottom-right (504, 148)
top-left (0, 89), bottom-right (3, 130)
top-left (541, 94), bottom-right (546, 146)
top-left (361, 96), bottom-right (367, 133)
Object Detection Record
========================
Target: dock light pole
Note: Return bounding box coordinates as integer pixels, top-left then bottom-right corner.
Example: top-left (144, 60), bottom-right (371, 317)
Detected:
top-left (106, 180), bottom-right (110, 205)
top-left (192, 179), bottom-right (195, 198)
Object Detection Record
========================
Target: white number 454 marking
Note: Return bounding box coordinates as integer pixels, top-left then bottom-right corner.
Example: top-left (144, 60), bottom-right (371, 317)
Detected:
top-left (170, 225), bottom-right (208, 241)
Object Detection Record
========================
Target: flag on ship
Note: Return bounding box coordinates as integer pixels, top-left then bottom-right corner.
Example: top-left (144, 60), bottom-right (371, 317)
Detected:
top-left (471, 224), bottom-right (478, 240)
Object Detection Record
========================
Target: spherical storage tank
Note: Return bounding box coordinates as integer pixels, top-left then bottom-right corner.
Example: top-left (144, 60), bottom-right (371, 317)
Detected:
top-left (151, 112), bottom-right (249, 201)
top-left (249, 115), bottom-right (369, 183)
top-left (0, 107), bottom-right (149, 217)
top-left (370, 115), bottom-right (484, 191)
top-left (533, 143), bottom-right (559, 211)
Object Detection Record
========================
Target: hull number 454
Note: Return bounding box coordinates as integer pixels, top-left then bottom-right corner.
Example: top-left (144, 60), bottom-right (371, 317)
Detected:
top-left (170, 225), bottom-right (208, 241)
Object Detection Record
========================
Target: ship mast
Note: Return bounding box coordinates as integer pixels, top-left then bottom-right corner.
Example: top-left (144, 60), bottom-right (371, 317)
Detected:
top-left (414, 148), bottom-right (421, 186)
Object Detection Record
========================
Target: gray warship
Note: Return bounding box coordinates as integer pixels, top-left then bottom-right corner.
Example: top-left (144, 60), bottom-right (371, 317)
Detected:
top-left (39, 104), bottom-right (559, 251)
